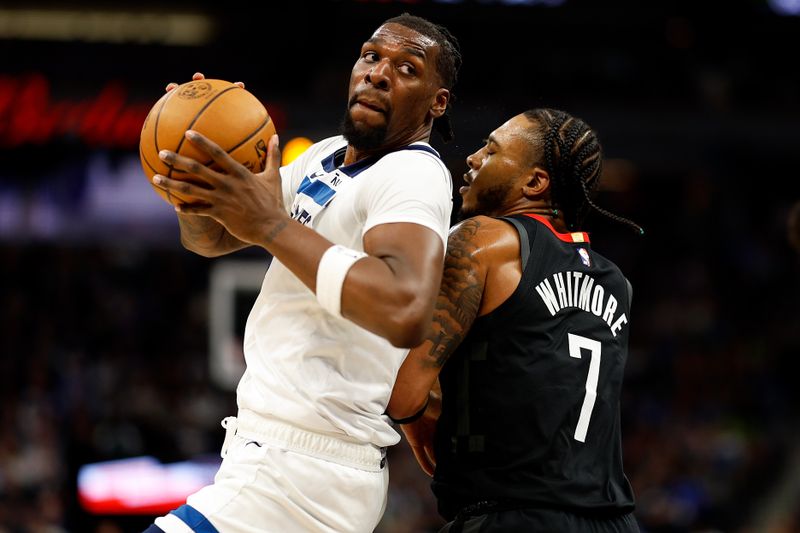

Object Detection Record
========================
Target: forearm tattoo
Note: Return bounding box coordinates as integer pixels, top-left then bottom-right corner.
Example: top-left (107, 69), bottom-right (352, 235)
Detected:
top-left (264, 219), bottom-right (288, 245)
top-left (426, 219), bottom-right (484, 367)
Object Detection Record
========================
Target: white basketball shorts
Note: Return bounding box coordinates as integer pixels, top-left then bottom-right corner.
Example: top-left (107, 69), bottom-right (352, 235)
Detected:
top-left (153, 413), bottom-right (389, 533)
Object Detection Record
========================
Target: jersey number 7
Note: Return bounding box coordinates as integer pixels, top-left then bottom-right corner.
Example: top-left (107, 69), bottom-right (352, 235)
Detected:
top-left (568, 333), bottom-right (602, 442)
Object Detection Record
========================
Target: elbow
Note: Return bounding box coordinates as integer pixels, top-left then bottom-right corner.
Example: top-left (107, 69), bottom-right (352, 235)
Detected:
top-left (386, 325), bottom-right (427, 349)
top-left (383, 295), bottom-right (433, 348)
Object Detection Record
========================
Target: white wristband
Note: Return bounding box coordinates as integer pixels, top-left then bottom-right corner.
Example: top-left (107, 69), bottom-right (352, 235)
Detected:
top-left (316, 245), bottom-right (368, 318)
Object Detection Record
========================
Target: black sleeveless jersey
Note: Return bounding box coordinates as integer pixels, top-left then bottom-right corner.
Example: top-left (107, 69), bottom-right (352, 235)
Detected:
top-left (432, 214), bottom-right (636, 520)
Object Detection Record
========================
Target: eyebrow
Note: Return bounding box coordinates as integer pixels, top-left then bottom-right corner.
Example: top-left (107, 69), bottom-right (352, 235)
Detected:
top-left (486, 135), bottom-right (501, 148)
top-left (402, 46), bottom-right (426, 60)
top-left (364, 37), bottom-right (427, 61)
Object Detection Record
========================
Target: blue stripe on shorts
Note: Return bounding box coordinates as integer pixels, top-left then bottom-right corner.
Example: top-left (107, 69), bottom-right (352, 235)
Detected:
top-left (170, 504), bottom-right (219, 533)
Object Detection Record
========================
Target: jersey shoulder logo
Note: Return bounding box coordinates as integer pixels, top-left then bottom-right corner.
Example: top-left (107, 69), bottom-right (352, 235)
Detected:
top-left (578, 247), bottom-right (591, 267)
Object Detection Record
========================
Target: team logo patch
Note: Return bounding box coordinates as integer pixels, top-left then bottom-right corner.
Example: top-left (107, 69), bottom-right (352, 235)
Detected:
top-left (578, 247), bottom-right (591, 267)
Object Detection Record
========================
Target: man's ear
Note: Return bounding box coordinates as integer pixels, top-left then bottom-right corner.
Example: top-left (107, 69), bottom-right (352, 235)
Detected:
top-left (430, 88), bottom-right (449, 119)
top-left (521, 167), bottom-right (551, 199)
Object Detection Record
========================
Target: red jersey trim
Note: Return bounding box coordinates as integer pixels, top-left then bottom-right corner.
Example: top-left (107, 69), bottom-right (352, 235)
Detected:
top-left (524, 214), bottom-right (591, 244)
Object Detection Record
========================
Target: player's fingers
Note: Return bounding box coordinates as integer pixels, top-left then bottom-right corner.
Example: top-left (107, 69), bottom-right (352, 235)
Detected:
top-left (174, 202), bottom-right (213, 216)
top-left (166, 73), bottom-right (204, 92)
top-left (184, 130), bottom-right (242, 177)
top-left (411, 445), bottom-right (435, 477)
top-left (152, 174), bottom-right (212, 202)
top-left (158, 149), bottom-right (222, 185)
top-left (424, 445), bottom-right (437, 469)
top-left (409, 445), bottom-right (424, 468)
top-left (234, 81), bottom-right (245, 89)
top-left (265, 134), bottom-right (281, 173)
top-left (417, 449), bottom-right (436, 476)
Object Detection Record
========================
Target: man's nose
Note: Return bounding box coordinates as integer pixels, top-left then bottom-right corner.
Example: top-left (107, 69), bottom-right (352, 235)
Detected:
top-left (466, 151), bottom-right (481, 170)
top-left (365, 59), bottom-right (391, 90)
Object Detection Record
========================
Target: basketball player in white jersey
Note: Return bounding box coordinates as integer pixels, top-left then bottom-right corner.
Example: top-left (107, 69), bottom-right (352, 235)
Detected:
top-left (144, 14), bottom-right (461, 533)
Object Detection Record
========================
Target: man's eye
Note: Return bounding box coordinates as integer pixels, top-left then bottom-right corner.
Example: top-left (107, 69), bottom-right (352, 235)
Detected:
top-left (363, 51), bottom-right (378, 61)
top-left (399, 64), bottom-right (416, 75)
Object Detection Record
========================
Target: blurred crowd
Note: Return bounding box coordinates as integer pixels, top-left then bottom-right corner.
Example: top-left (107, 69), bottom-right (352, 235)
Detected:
top-left (2, 0), bottom-right (799, 530)
top-left (1, 173), bottom-right (799, 533)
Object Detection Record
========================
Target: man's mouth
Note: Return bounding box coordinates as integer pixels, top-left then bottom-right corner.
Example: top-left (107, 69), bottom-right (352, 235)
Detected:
top-left (350, 91), bottom-right (389, 114)
top-left (354, 100), bottom-right (386, 113)
top-left (459, 172), bottom-right (475, 195)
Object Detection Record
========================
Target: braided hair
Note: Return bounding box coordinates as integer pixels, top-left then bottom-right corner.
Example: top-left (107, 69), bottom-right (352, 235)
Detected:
top-left (524, 109), bottom-right (644, 234)
top-left (385, 13), bottom-right (462, 142)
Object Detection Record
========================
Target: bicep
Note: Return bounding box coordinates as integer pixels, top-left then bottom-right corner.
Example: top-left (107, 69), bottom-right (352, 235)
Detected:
top-left (338, 222), bottom-right (444, 347)
top-left (425, 218), bottom-right (487, 365)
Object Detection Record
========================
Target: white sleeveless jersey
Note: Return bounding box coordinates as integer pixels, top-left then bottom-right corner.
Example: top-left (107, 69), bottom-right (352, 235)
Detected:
top-left (238, 136), bottom-right (453, 447)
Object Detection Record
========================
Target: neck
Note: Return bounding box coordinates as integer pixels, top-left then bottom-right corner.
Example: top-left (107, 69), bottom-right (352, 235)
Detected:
top-left (343, 124), bottom-right (432, 166)
top-left (501, 200), bottom-right (568, 233)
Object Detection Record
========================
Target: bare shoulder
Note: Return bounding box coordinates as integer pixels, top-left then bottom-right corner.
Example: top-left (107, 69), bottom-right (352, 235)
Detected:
top-left (441, 215), bottom-right (520, 318)
top-left (448, 216), bottom-right (519, 259)
top-left (448, 215), bottom-right (510, 243)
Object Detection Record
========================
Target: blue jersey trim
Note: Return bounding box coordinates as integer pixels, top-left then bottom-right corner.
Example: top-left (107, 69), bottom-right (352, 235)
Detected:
top-left (297, 142), bottom-right (444, 212)
top-left (170, 504), bottom-right (219, 533)
top-left (296, 175), bottom-right (337, 206)
top-left (319, 143), bottom-right (441, 178)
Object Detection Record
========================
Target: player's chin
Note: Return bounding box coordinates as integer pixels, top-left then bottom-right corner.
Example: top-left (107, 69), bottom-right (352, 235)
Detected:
top-left (459, 189), bottom-right (475, 209)
top-left (457, 202), bottom-right (478, 222)
top-left (349, 106), bottom-right (388, 128)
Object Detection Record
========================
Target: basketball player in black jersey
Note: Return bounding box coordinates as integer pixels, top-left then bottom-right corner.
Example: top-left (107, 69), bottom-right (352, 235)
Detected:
top-left (388, 109), bottom-right (641, 532)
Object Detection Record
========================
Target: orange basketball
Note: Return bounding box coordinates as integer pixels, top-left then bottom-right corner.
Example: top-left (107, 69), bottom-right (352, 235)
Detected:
top-left (139, 79), bottom-right (276, 204)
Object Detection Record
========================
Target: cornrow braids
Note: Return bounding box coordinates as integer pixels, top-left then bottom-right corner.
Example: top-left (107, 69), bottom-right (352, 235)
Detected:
top-left (385, 13), bottom-right (462, 142)
top-left (433, 111), bottom-right (455, 142)
top-left (523, 108), bottom-right (644, 235)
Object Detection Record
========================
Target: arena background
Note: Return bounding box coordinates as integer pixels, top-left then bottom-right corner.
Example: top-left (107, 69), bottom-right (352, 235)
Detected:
top-left (2, 0), bottom-right (800, 531)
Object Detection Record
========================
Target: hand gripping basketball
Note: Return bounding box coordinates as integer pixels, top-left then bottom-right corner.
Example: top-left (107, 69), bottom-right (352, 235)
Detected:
top-left (154, 130), bottom-right (285, 248)
top-left (140, 74), bottom-right (272, 205)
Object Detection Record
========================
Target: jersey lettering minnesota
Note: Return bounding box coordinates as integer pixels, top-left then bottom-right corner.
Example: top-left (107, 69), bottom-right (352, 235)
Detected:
top-left (432, 214), bottom-right (636, 520)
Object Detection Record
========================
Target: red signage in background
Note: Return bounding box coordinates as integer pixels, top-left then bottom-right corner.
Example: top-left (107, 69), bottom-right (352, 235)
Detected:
top-left (0, 74), bottom-right (286, 150)
top-left (0, 74), bottom-right (149, 149)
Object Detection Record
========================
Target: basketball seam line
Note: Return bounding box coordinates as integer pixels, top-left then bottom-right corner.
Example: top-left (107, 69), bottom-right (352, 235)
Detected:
top-left (222, 115), bottom-right (273, 169)
top-left (182, 115), bottom-right (272, 171)
top-left (169, 86), bottom-right (239, 179)
top-left (149, 114), bottom-right (272, 176)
